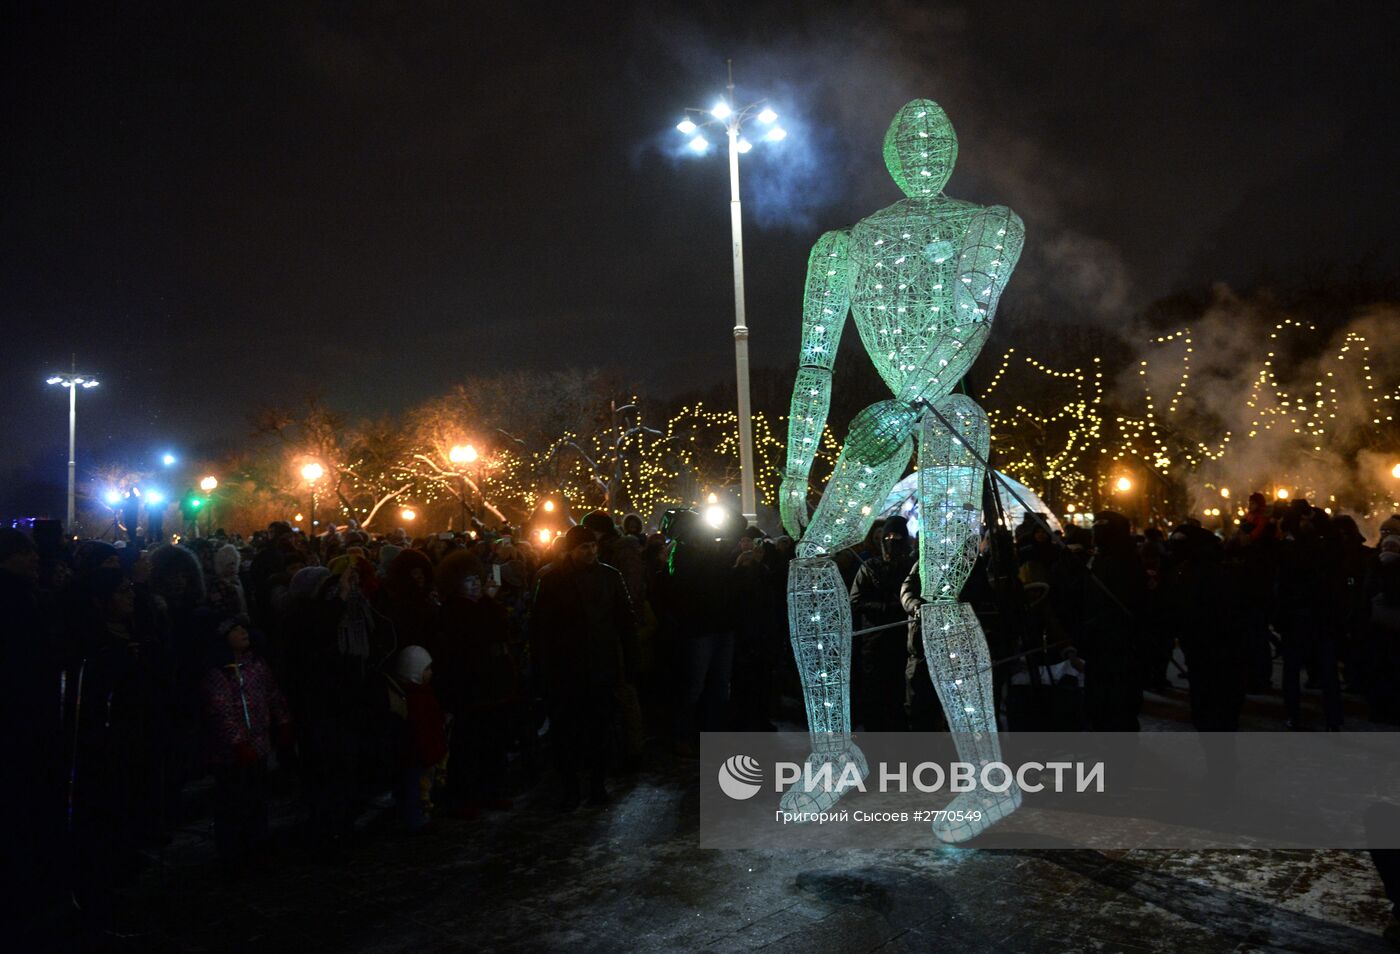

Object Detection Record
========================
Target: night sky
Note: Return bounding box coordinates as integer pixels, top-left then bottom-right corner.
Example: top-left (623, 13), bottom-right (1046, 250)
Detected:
top-left (4, 1), bottom-right (1396, 505)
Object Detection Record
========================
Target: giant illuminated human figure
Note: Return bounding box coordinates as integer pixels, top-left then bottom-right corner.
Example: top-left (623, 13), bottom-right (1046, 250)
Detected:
top-left (780, 99), bottom-right (1025, 843)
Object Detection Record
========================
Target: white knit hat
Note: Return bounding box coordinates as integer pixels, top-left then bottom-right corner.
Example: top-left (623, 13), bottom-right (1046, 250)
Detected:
top-left (392, 645), bottom-right (433, 685)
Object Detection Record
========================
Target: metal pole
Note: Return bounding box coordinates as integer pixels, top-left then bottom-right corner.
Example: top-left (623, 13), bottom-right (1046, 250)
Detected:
top-left (67, 380), bottom-right (77, 531)
top-left (726, 69), bottom-right (757, 525)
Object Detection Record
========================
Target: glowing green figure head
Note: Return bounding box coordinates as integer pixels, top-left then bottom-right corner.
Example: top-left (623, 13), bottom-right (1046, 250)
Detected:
top-left (882, 99), bottom-right (958, 199)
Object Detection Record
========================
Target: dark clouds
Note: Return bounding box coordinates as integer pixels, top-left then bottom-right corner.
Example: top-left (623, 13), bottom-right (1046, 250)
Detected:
top-left (2, 0), bottom-right (1396, 503)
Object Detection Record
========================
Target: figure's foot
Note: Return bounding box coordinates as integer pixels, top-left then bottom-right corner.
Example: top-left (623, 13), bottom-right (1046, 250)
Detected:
top-left (930, 784), bottom-right (1022, 844)
top-left (778, 744), bottom-right (868, 817)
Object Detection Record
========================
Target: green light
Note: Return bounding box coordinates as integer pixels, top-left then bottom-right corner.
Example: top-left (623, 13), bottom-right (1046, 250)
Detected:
top-left (779, 99), bottom-right (1026, 843)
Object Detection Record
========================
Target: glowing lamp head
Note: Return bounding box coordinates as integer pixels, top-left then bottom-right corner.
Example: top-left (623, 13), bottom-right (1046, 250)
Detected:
top-left (301, 463), bottom-right (324, 482)
top-left (704, 505), bottom-right (727, 529)
top-left (757, 107), bottom-right (777, 124)
top-left (162, 453), bottom-right (177, 467)
top-left (294, 513), bottom-right (303, 523)
top-left (145, 490), bottom-right (165, 506)
top-left (676, 118), bottom-right (697, 134)
top-left (1276, 488), bottom-right (1290, 500)
top-left (736, 138), bottom-right (752, 154)
top-left (536, 528), bottom-right (551, 544)
top-left (543, 500), bottom-right (555, 513)
top-left (449, 444), bottom-right (478, 464)
top-left (1392, 463), bottom-right (1400, 479)
top-left (1114, 476), bottom-right (1132, 493)
top-left (710, 100), bottom-right (732, 120)
top-left (688, 135), bottom-right (709, 153)
top-left (46, 376), bottom-right (62, 385)
top-left (104, 489), bottom-right (122, 506)
top-left (1219, 487), bottom-right (1230, 499)
top-left (200, 476), bottom-right (218, 492)
top-left (82, 380), bottom-right (98, 388)
top-left (1066, 504), bottom-right (1076, 513)
top-left (401, 508), bottom-right (416, 522)
top-left (765, 126), bottom-right (787, 142)
top-left (706, 493), bottom-right (718, 505)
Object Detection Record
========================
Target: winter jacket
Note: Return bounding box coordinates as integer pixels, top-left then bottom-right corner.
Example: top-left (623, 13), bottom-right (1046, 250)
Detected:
top-left (200, 654), bottom-right (289, 766)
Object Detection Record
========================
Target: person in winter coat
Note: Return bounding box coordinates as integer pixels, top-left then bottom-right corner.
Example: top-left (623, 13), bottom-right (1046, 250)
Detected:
top-left (374, 548), bottom-right (438, 655)
top-left (200, 615), bottom-right (291, 865)
top-left (386, 645), bottom-right (447, 832)
top-left (1059, 511), bottom-right (1149, 731)
top-left (850, 516), bottom-right (918, 731)
top-left (1163, 525), bottom-right (1245, 731)
top-left (664, 508), bottom-right (740, 748)
top-left (0, 529), bottom-right (64, 939)
top-left (299, 554), bottom-right (397, 855)
top-left (433, 550), bottom-right (518, 815)
top-left (207, 543), bottom-right (247, 617)
top-left (69, 567), bottom-right (170, 923)
top-left (531, 524), bottom-right (637, 808)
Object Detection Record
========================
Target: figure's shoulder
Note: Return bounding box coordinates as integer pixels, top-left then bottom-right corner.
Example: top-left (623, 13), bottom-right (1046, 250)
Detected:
top-left (808, 227), bottom-right (853, 257)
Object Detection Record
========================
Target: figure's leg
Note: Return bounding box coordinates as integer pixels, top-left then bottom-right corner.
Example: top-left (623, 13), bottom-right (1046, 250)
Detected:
top-left (917, 394), bottom-right (1021, 843)
top-left (783, 428), bottom-right (912, 815)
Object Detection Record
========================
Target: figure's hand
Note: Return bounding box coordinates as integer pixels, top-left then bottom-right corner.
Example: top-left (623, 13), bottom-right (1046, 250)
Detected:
top-left (780, 476), bottom-right (810, 540)
top-left (846, 400), bottom-right (920, 462)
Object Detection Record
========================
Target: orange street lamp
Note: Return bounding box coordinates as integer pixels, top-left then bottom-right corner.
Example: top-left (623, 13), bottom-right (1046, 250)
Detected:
top-left (302, 462), bottom-right (325, 540)
top-left (401, 507), bottom-right (416, 522)
top-left (199, 475), bottom-right (218, 535)
top-left (1114, 476), bottom-right (1132, 493)
top-left (448, 444), bottom-right (481, 531)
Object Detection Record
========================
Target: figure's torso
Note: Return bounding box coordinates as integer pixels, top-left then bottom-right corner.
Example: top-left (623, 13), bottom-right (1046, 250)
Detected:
top-left (849, 197), bottom-right (985, 398)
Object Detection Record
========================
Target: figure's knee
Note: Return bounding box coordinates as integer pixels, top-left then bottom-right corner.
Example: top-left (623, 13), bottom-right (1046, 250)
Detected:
top-left (923, 393), bottom-right (989, 446)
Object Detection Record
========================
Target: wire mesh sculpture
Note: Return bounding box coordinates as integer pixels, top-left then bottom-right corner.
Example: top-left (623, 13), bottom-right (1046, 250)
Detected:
top-left (779, 99), bottom-right (1026, 843)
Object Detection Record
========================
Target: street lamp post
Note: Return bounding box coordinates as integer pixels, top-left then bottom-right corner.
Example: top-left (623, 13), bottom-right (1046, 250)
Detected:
top-left (449, 444), bottom-right (479, 532)
top-left (302, 462), bottom-right (324, 546)
top-left (199, 475), bottom-right (218, 537)
top-left (673, 61), bottom-right (785, 525)
top-left (46, 360), bottom-right (100, 532)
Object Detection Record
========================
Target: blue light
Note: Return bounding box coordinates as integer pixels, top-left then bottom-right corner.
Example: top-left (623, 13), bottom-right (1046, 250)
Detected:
top-left (146, 490), bottom-right (166, 506)
top-left (161, 453), bottom-right (177, 467)
top-left (104, 490), bottom-right (122, 506)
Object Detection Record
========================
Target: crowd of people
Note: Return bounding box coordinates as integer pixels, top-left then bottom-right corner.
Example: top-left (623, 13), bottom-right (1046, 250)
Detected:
top-left (3, 490), bottom-right (1400, 936)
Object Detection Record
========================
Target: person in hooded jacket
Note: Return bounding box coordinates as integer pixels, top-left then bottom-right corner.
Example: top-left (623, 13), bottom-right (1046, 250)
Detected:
top-left (374, 549), bottom-right (438, 657)
top-left (386, 645), bottom-right (447, 832)
top-left (207, 543), bottom-right (247, 617)
top-left (199, 615), bottom-right (291, 866)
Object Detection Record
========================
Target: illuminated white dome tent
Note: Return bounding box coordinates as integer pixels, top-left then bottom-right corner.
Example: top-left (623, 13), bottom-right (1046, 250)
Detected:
top-left (878, 470), bottom-right (1063, 537)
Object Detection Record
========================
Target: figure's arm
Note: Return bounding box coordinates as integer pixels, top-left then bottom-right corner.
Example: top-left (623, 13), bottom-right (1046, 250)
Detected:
top-left (954, 204), bottom-right (1024, 325)
top-left (900, 205), bottom-right (1025, 405)
top-left (781, 229), bottom-right (852, 539)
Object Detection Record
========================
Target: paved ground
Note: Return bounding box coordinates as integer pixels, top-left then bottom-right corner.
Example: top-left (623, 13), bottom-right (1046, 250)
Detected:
top-left (75, 665), bottom-right (1400, 952)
